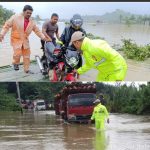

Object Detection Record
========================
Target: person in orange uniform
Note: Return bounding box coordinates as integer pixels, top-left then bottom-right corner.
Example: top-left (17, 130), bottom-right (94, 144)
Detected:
top-left (0, 5), bottom-right (49, 73)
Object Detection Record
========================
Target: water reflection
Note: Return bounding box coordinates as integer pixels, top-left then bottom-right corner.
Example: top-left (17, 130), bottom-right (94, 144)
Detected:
top-left (93, 131), bottom-right (108, 150)
top-left (63, 124), bottom-right (94, 150)
top-left (0, 111), bottom-right (150, 150)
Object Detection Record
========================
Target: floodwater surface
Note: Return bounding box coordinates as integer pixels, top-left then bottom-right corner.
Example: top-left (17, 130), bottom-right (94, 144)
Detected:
top-left (0, 111), bottom-right (150, 150)
top-left (0, 22), bottom-right (150, 81)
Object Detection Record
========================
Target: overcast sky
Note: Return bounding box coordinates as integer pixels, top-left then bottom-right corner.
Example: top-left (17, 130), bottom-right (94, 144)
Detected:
top-left (1, 2), bottom-right (150, 19)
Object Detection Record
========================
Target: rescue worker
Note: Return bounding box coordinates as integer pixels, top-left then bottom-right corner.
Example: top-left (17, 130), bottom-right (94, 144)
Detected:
top-left (0, 5), bottom-right (49, 74)
top-left (90, 99), bottom-right (109, 130)
top-left (60, 14), bottom-right (86, 68)
top-left (70, 31), bottom-right (127, 81)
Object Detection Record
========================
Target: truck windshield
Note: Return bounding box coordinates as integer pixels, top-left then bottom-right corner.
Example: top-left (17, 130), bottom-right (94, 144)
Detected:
top-left (68, 94), bottom-right (96, 106)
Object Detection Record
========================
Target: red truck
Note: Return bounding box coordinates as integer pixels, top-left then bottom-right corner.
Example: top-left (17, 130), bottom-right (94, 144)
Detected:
top-left (54, 83), bottom-right (96, 122)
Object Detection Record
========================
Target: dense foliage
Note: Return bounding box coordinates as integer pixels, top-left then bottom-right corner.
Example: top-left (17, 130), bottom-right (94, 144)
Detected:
top-left (0, 83), bottom-right (20, 111)
top-left (120, 39), bottom-right (150, 61)
top-left (0, 5), bottom-right (14, 25)
top-left (0, 82), bottom-right (149, 115)
top-left (95, 82), bottom-right (150, 115)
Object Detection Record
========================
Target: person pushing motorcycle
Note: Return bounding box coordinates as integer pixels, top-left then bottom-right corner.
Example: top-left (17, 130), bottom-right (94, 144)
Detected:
top-left (41, 13), bottom-right (59, 66)
top-left (71, 31), bottom-right (127, 81)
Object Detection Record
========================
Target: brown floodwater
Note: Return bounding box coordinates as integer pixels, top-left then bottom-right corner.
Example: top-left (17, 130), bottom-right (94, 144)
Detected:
top-left (0, 111), bottom-right (150, 150)
top-left (0, 22), bottom-right (150, 81)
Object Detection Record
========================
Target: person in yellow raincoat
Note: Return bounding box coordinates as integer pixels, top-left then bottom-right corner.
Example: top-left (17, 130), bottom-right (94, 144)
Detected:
top-left (90, 99), bottom-right (109, 130)
top-left (0, 5), bottom-right (49, 73)
top-left (70, 31), bottom-right (127, 81)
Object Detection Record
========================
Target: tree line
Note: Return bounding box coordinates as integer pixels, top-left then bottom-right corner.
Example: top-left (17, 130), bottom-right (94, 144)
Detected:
top-left (0, 82), bottom-right (66, 111)
top-left (0, 82), bottom-right (149, 115)
top-left (119, 14), bottom-right (150, 26)
top-left (95, 82), bottom-right (150, 115)
top-left (0, 5), bottom-right (14, 25)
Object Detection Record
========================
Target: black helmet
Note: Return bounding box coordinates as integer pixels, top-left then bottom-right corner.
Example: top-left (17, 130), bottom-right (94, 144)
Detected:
top-left (70, 14), bottom-right (83, 29)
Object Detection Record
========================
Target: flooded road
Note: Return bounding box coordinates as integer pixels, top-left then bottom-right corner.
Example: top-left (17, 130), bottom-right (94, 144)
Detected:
top-left (0, 22), bottom-right (150, 81)
top-left (83, 24), bottom-right (150, 46)
top-left (0, 111), bottom-right (150, 150)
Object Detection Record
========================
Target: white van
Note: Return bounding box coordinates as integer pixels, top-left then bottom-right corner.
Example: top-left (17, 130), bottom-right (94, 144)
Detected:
top-left (35, 100), bottom-right (46, 111)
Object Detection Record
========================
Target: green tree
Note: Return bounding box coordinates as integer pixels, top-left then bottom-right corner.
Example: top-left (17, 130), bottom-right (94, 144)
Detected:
top-left (0, 83), bottom-right (20, 111)
top-left (0, 5), bottom-right (14, 25)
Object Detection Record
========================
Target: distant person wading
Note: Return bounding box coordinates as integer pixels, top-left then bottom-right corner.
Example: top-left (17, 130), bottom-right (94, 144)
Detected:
top-left (90, 99), bottom-right (109, 130)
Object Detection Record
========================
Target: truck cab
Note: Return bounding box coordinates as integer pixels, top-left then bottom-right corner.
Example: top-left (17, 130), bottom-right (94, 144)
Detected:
top-left (55, 83), bottom-right (96, 123)
top-left (66, 93), bottom-right (96, 122)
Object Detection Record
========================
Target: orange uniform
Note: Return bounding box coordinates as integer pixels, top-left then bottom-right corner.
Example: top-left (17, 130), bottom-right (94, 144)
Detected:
top-left (0, 13), bottom-right (45, 72)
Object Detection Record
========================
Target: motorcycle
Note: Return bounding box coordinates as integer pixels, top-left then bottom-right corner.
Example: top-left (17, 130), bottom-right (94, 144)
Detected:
top-left (35, 42), bottom-right (79, 81)
top-left (63, 47), bottom-right (79, 81)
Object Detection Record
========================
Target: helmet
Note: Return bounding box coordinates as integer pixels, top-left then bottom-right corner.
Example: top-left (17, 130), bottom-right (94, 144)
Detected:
top-left (70, 14), bottom-right (83, 29)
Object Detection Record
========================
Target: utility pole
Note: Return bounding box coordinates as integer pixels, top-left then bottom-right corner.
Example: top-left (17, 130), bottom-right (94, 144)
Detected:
top-left (16, 82), bottom-right (23, 115)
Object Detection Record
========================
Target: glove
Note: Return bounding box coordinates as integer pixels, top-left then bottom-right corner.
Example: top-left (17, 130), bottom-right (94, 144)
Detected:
top-left (56, 40), bottom-right (64, 46)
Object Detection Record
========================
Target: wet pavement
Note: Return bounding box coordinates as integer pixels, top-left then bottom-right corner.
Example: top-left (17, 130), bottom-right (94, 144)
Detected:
top-left (0, 57), bottom-right (149, 81)
top-left (0, 111), bottom-right (150, 150)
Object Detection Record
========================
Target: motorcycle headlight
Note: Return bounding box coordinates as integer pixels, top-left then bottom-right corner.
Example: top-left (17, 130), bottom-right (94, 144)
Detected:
top-left (66, 57), bottom-right (79, 68)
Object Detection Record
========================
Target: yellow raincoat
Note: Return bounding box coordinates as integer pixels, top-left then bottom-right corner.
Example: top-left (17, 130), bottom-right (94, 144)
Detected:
top-left (91, 103), bottom-right (109, 130)
top-left (77, 37), bottom-right (127, 81)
